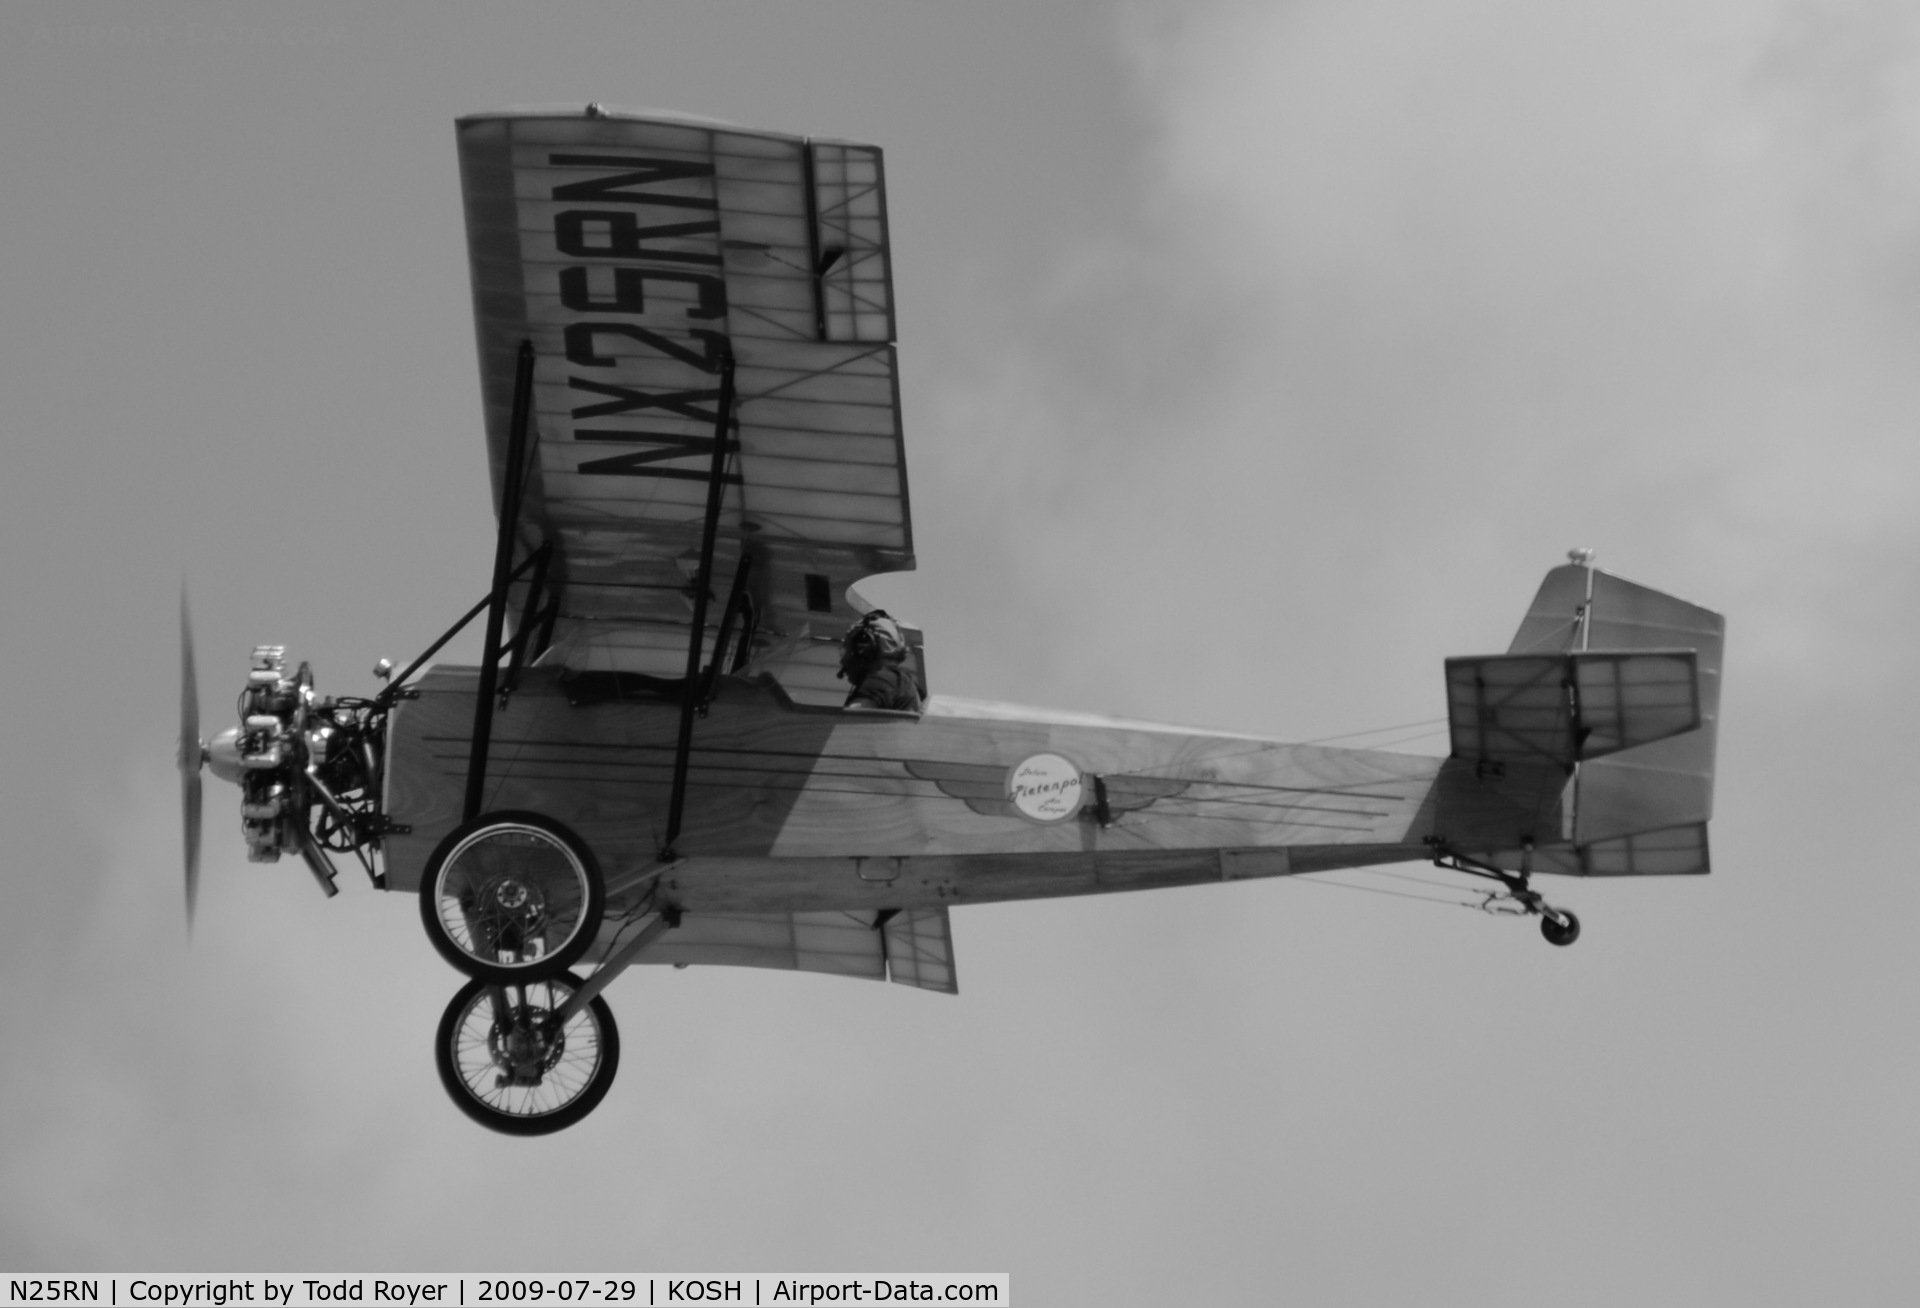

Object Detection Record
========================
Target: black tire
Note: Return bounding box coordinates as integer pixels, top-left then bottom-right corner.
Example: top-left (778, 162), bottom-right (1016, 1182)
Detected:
top-left (419, 811), bottom-right (604, 983)
top-left (1540, 909), bottom-right (1581, 947)
top-left (434, 971), bottom-right (620, 1135)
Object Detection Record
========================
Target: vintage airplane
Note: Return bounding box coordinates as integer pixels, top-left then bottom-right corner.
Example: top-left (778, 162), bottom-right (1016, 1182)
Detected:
top-left (177, 105), bottom-right (1725, 1135)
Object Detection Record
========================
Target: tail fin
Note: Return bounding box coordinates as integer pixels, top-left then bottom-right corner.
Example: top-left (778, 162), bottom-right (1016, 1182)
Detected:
top-left (1437, 559), bottom-right (1724, 876)
top-left (1512, 557), bottom-right (1728, 872)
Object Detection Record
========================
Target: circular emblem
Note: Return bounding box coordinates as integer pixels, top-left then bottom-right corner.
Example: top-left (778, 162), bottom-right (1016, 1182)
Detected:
top-left (1006, 753), bottom-right (1084, 824)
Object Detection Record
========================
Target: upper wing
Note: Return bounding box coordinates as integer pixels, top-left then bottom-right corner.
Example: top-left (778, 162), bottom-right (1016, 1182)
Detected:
top-left (457, 106), bottom-right (912, 704)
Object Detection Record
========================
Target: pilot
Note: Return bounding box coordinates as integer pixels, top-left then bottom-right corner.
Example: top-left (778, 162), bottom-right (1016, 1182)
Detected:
top-left (838, 610), bottom-right (925, 712)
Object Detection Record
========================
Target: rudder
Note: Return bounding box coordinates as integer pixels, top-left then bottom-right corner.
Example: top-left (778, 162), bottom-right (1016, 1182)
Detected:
top-left (1506, 560), bottom-right (1724, 873)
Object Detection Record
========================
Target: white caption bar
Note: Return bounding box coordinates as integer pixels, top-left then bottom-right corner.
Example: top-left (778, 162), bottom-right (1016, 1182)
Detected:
top-left (0, 1276), bottom-right (1009, 1308)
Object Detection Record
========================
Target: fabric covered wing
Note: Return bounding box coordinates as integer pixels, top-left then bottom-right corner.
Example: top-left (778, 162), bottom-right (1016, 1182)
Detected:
top-left (881, 908), bottom-right (958, 994)
top-left (625, 908), bottom-right (957, 992)
top-left (458, 107), bottom-right (912, 705)
top-left (633, 910), bottom-right (885, 979)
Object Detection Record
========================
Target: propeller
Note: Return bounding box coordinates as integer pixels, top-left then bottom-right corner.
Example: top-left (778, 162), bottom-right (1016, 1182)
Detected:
top-left (178, 588), bottom-right (203, 930)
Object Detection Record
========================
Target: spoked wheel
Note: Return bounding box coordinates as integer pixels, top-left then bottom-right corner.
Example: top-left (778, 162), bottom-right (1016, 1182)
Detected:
top-left (435, 971), bottom-right (619, 1135)
top-left (420, 812), bottom-right (604, 983)
top-left (1540, 909), bottom-right (1581, 947)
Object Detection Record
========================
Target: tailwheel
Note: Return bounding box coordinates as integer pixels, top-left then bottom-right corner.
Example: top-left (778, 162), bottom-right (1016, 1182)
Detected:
top-left (1428, 843), bottom-right (1583, 948)
top-left (1540, 908), bottom-right (1581, 947)
top-left (435, 971), bottom-right (619, 1135)
top-left (420, 812), bottom-right (604, 983)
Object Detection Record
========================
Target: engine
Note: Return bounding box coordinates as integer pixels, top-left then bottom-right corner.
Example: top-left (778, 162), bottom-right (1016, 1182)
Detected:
top-left (206, 645), bottom-right (394, 889)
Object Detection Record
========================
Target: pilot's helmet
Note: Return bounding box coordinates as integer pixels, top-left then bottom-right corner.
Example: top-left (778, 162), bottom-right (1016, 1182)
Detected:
top-left (838, 610), bottom-right (908, 678)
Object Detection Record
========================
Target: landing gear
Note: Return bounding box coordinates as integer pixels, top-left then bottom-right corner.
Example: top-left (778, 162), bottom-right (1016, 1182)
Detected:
top-left (1428, 843), bottom-right (1582, 947)
top-left (435, 972), bottom-right (620, 1135)
top-left (1540, 909), bottom-right (1581, 947)
top-left (420, 812), bottom-right (605, 983)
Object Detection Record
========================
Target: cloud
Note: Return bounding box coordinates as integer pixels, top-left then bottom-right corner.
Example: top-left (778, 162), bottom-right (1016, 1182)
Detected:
top-left (902, 0), bottom-right (1920, 733)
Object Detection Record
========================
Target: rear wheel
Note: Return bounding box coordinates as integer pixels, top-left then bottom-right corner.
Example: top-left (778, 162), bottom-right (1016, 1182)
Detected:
top-left (420, 812), bottom-right (604, 983)
top-left (434, 971), bottom-right (619, 1135)
top-left (1540, 909), bottom-right (1581, 947)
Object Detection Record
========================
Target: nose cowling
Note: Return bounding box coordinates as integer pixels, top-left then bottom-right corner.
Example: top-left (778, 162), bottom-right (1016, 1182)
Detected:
top-left (205, 726), bottom-right (245, 786)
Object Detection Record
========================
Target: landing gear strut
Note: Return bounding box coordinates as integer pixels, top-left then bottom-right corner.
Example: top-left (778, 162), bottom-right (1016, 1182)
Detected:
top-left (1428, 843), bottom-right (1581, 947)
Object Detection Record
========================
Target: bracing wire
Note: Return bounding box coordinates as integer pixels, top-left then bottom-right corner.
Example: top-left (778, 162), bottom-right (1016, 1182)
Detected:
top-left (596, 882), bottom-right (663, 966)
top-left (1345, 727), bottom-right (1450, 752)
top-left (1298, 717), bottom-right (1448, 746)
top-left (1289, 873), bottom-right (1479, 910)
top-left (1356, 865), bottom-right (1487, 896)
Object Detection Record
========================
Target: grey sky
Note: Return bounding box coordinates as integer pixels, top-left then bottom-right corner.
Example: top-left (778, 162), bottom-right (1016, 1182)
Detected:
top-left (3, 1), bottom-right (1917, 1302)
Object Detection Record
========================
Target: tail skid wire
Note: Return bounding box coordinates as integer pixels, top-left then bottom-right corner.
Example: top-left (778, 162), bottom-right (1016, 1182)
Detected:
top-left (1294, 843), bottom-right (1578, 937)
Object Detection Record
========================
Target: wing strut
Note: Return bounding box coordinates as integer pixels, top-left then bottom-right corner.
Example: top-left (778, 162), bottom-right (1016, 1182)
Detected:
top-left (660, 354), bottom-right (738, 860)
top-left (376, 547), bottom-right (550, 708)
top-left (500, 537), bottom-right (556, 700)
top-left (464, 340), bottom-right (537, 824)
top-left (699, 551), bottom-right (755, 711)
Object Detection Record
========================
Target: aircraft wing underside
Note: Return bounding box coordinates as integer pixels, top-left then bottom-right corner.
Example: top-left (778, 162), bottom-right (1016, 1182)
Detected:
top-left (458, 106), bottom-right (913, 705)
top-left (610, 906), bottom-right (957, 994)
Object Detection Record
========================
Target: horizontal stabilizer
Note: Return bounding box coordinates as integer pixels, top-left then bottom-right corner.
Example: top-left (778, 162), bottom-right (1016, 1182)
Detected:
top-left (1453, 822), bottom-right (1711, 878)
top-left (1445, 650), bottom-right (1701, 770)
top-left (1578, 822), bottom-right (1710, 876)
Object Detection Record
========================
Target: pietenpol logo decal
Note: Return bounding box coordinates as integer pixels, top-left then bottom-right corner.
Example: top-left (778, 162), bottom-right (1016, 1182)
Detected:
top-left (1007, 753), bottom-right (1084, 823)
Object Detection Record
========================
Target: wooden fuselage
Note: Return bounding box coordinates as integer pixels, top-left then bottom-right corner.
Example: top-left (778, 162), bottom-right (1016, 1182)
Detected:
top-left (381, 667), bottom-right (1464, 917)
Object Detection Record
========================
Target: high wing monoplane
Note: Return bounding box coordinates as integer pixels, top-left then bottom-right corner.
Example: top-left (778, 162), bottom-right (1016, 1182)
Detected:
top-left (178, 106), bottom-right (1725, 1134)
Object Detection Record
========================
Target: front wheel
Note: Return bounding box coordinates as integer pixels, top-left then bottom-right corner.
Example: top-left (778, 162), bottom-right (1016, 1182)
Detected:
top-left (420, 812), bottom-right (604, 983)
top-left (435, 972), bottom-right (620, 1135)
